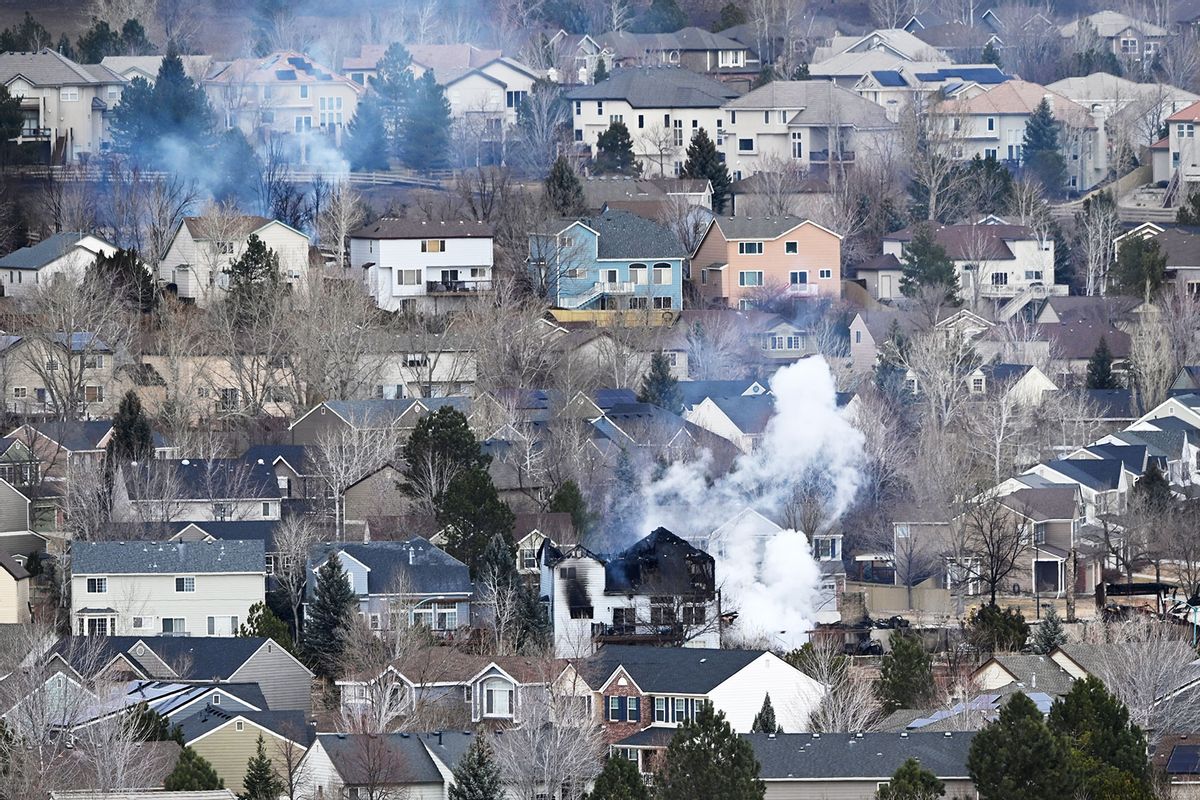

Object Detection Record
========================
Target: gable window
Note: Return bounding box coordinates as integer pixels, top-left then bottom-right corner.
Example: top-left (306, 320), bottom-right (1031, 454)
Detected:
top-left (738, 271), bottom-right (763, 287)
top-left (483, 678), bottom-right (514, 717)
top-left (86, 577), bottom-right (107, 593)
top-left (175, 576), bottom-right (195, 593)
top-left (737, 242), bottom-right (763, 255)
top-left (235, 720), bottom-right (244, 732)
top-left (520, 548), bottom-right (537, 569)
top-left (972, 376), bottom-right (985, 393)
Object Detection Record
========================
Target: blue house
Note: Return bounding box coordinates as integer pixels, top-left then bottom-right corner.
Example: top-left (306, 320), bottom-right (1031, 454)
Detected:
top-left (529, 209), bottom-right (686, 311)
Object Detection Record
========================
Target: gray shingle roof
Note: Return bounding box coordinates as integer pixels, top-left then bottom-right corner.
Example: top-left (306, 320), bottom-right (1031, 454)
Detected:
top-left (986, 654), bottom-right (1076, 695)
top-left (317, 397), bottom-right (472, 429)
top-left (0, 232), bottom-right (110, 269)
top-left (122, 458), bottom-right (281, 501)
top-left (597, 27), bottom-right (750, 56)
top-left (998, 486), bottom-right (1079, 521)
top-left (1042, 458), bottom-right (1123, 491)
top-left (0, 49), bottom-right (125, 86)
top-left (102, 520), bottom-right (283, 552)
top-left (577, 645), bottom-right (764, 693)
top-left (577, 209), bottom-right (686, 260)
top-left (745, 731), bottom-right (975, 780)
top-left (71, 540), bottom-right (265, 575)
top-left (310, 539), bottom-right (472, 597)
top-left (726, 80), bottom-right (895, 129)
top-left (319, 731), bottom-right (475, 784)
top-left (566, 66), bottom-right (738, 108)
top-left (711, 394), bottom-right (775, 434)
top-left (178, 705), bottom-right (313, 746)
top-left (48, 636), bottom-right (289, 681)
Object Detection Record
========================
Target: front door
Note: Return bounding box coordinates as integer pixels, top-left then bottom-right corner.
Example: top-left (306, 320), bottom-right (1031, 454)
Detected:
top-left (1034, 560), bottom-right (1059, 595)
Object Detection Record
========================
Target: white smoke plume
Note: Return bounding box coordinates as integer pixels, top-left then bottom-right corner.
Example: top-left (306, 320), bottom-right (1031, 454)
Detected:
top-left (639, 356), bottom-right (865, 649)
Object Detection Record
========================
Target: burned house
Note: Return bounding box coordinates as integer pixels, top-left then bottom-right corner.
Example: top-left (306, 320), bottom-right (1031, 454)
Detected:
top-left (540, 527), bottom-right (719, 658)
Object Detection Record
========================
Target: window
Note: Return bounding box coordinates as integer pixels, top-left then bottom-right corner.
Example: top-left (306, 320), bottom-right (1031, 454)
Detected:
top-left (650, 597), bottom-right (676, 625)
top-left (1025, 270), bottom-right (1044, 281)
top-left (131, 616), bottom-right (147, 629)
top-left (207, 615), bottom-right (239, 635)
top-left (12, 387), bottom-right (25, 399)
top-left (520, 548), bottom-right (537, 569)
top-left (785, 241), bottom-right (798, 254)
top-left (1033, 523), bottom-right (1047, 544)
top-left (1121, 37), bottom-right (1137, 54)
top-left (987, 116), bottom-right (995, 131)
top-left (819, 268), bottom-right (832, 279)
top-left (682, 604), bottom-right (706, 625)
top-left (608, 696), bottom-right (621, 721)
top-left (175, 576), bottom-right (195, 593)
top-left (395, 269), bottom-right (421, 286)
top-left (235, 720), bottom-right (244, 732)
top-left (629, 297), bottom-right (648, 309)
top-left (259, 501), bottom-right (271, 518)
top-left (991, 272), bottom-right (1009, 286)
top-left (638, 114), bottom-right (644, 128)
top-left (212, 694), bottom-right (221, 705)
top-left (574, 100), bottom-right (581, 115)
top-left (294, 115), bottom-right (312, 132)
top-left (84, 386), bottom-right (103, 404)
top-left (895, 523), bottom-right (911, 539)
top-left (596, 101), bottom-right (603, 115)
top-left (653, 296), bottom-right (673, 309)
top-left (610, 113), bottom-right (623, 124)
top-left (484, 678), bottom-right (514, 717)
top-left (86, 577), bottom-right (107, 593)
top-left (653, 265), bottom-right (671, 284)
top-left (59, 87), bottom-right (79, 102)
top-left (674, 698), bottom-right (687, 721)
top-left (673, 119), bottom-right (683, 147)
top-left (45, 358), bottom-right (59, 371)
top-left (161, 618), bottom-right (186, 634)
top-left (1182, 123), bottom-right (1197, 139)
top-left (300, 84), bottom-right (309, 99)
top-left (790, 130), bottom-right (803, 159)
top-left (629, 264), bottom-right (647, 285)
top-left (628, 696), bottom-right (640, 721)
top-left (421, 239), bottom-right (446, 253)
top-left (737, 241), bottom-right (763, 255)
top-left (560, 566), bottom-right (576, 578)
top-left (972, 376), bottom-right (985, 393)
top-left (654, 697), bottom-right (667, 722)
top-left (84, 354), bottom-right (104, 369)
top-left (737, 137), bottom-right (754, 152)
top-left (506, 90), bottom-right (527, 108)
top-left (570, 605), bottom-right (593, 619)
top-left (85, 617), bottom-right (109, 636)
top-left (738, 271), bottom-right (763, 287)
top-left (213, 501), bottom-right (232, 520)
top-left (790, 271), bottom-right (808, 285)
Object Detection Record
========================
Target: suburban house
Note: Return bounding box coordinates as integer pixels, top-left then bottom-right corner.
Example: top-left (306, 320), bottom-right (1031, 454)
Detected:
top-left (340, 42), bottom-right (500, 87)
top-left (158, 215), bottom-right (311, 307)
top-left (720, 80), bottom-right (897, 180)
top-left (337, 646), bottom-right (559, 726)
top-left (111, 458), bottom-right (283, 523)
top-left (298, 731), bottom-right (473, 800)
top-left (179, 706), bottom-right (314, 795)
top-left (909, 20), bottom-right (1004, 61)
top-left (973, 653), bottom-right (1077, 696)
top-left (690, 216), bottom-right (843, 308)
top-left (530, 209), bottom-right (686, 311)
top-left (99, 54), bottom-right (213, 84)
top-left (568, 645), bottom-right (823, 771)
top-left (203, 51), bottom-right (363, 157)
top-left (565, 66), bottom-right (739, 176)
top-left (0, 551), bottom-right (30, 623)
top-left (440, 57), bottom-right (541, 162)
top-left (1060, 11), bottom-right (1168, 64)
top-left (581, 175), bottom-right (714, 213)
top-left (943, 79), bottom-right (1106, 192)
top-left (809, 29), bottom-right (948, 86)
top-left (881, 220), bottom-right (1063, 304)
top-left (853, 253), bottom-right (903, 300)
top-left (0, 49), bottom-right (127, 163)
top-left (1157, 101), bottom-right (1200, 188)
top-left (46, 635), bottom-right (314, 712)
top-left (595, 28), bottom-right (759, 89)
top-left (541, 527), bottom-right (719, 658)
top-left (287, 396), bottom-right (474, 445)
top-left (69, 539), bottom-right (266, 637)
top-left (744, 732), bottom-right (976, 799)
top-left (854, 63), bottom-right (1009, 118)
top-left (349, 218), bottom-right (494, 314)
top-left (683, 393), bottom-right (774, 453)
top-left (105, 519), bottom-right (285, 575)
top-left (0, 232), bottom-right (117, 296)
top-left (307, 539), bottom-right (473, 636)
top-left (1019, 458), bottom-right (1131, 521)
top-left (0, 331), bottom-right (119, 418)
top-left (1113, 223), bottom-right (1200, 296)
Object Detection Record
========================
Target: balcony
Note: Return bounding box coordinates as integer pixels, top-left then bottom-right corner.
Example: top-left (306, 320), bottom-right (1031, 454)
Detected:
top-left (16, 127), bottom-right (51, 140)
top-left (808, 149), bottom-right (855, 163)
top-left (425, 279), bottom-right (494, 295)
top-left (784, 283), bottom-right (819, 297)
top-left (593, 622), bottom-right (689, 645)
top-left (596, 281), bottom-right (635, 295)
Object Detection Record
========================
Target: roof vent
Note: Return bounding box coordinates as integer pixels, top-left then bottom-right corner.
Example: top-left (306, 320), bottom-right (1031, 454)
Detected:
top-left (767, 732), bottom-right (775, 739)
top-left (944, 731), bottom-right (952, 737)
top-left (181, 458), bottom-right (190, 465)
top-left (812, 733), bottom-right (820, 739)
top-left (900, 732), bottom-right (908, 738)
top-left (855, 732), bottom-right (863, 738)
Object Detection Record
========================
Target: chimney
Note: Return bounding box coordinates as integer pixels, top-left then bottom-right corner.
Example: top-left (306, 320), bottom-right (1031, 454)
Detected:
top-left (436, 731), bottom-right (443, 746)
top-left (408, 547), bottom-right (415, 565)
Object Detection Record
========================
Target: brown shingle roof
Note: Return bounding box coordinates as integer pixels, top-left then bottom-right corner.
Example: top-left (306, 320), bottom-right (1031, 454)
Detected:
top-left (182, 215), bottom-right (273, 239)
top-left (956, 79), bottom-right (1094, 129)
top-left (350, 218), bottom-right (494, 239)
top-left (885, 223), bottom-right (1036, 260)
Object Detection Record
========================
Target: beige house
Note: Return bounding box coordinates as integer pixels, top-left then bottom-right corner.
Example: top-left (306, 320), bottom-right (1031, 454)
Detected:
top-left (1060, 11), bottom-right (1168, 64)
top-left (721, 80), bottom-right (897, 180)
top-left (0, 552), bottom-right (30, 623)
top-left (0, 49), bottom-right (126, 163)
top-left (691, 216), bottom-right (843, 308)
top-left (0, 332), bottom-right (120, 418)
top-left (158, 216), bottom-right (311, 307)
top-left (203, 51), bottom-right (363, 158)
top-left (181, 707), bottom-right (312, 795)
top-left (70, 539), bottom-right (265, 637)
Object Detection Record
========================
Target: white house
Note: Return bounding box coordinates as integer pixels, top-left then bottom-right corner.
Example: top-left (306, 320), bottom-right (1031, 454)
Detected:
top-left (0, 232), bottom-right (117, 297)
top-left (111, 458), bottom-right (284, 523)
top-left (158, 216), bottom-right (311, 307)
top-left (70, 539), bottom-right (266, 637)
top-left (565, 66), bottom-right (739, 177)
top-left (348, 218), bottom-right (494, 314)
top-left (297, 731), bottom-right (471, 800)
top-left (541, 528), bottom-right (720, 658)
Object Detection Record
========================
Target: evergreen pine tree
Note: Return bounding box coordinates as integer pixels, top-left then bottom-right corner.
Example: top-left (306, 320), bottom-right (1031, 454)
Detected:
top-left (400, 406), bottom-right (490, 502)
top-left (876, 758), bottom-right (944, 800)
top-left (637, 350), bottom-right (682, 414)
top-left (967, 605), bottom-right (1029, 653)
top-left (237, 601), bottom-right (297, 654)
top-left (212, 129), bottom-right (262, 207)
top-left (899, 224), bottom-right (960, 321)
top-left (1133, 459), bottom-right (1172, 511)
top-left (1047, 677), bottom-right (1154, 800)
top-left (1022, 99), bottom-right (1065, 192)
top-left (120, 19), bottom-right (153, 54)
top-left (94, 248), bottom-right (157, 312)
top-left (449, 734), bottom-right (505, 800)
top-left (1178, 191), bottom-right (1200, 224)
top-left (56, 32), bottom-right (76, 60)
top-left (0, 84), bottom-right (21, 160)
top-left (107, 390), bottom-right (154, 464)
top-left (305, 553), bottom-right (357, 679)
top-left (1086, 337), bottom-right (1119, 390)
top-left (981, 41), bottom-right (1002, 68)
top-left (1030, 605), bottom-right (1067, 654)
top-left (439, 469), bottom-right (516, 576)
top-left (344, 95), bottom-right (390, 171)
top-left (224, 234), bottom-right (281, 324)
top-left (750, 693), bottom-right (780, 733)
top-left (967, 692), bottom-right (1070, 800)
top-left (602, 447), bottom-right (643, 551)
top-left (401, 71), bottom-right (451, 172)
top-left (545, 155), bottom-right (586, 216)
top-left (164, 746), bottom-right (224, 790)
top-left (1112, 236), bottom-right (1166, 301)
top-left (375, 43), bottom-right (416, 159)
top-left (657, 703), bottom-right (764, 800)
top-left (240, 734), bottom-right (285, 800)
top-left (593, 57), bottom-right (609, 83)
top-left (595, 121), bottom-right (639, 175)
top-left (549, 479), bottom-right (592, 537)
top-left (681, 128), bottom-right (732, 213)
top-left (587, 755), bottom-right (650, 800)
top-left (877, 633), bottom-right (934, 713)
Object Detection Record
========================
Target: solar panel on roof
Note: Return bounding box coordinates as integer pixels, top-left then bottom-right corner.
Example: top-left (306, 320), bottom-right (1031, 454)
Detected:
top-left (275, 69), bottom-right (296, 80)
top-left (1168, 745), bottom-right (1200, 774)
top-left (871, 70), bottom-right (907, 87)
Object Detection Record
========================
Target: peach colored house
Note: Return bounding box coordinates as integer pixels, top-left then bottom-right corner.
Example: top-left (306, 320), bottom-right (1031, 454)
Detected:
top-left (690, 216), bottom-right (842, 309)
